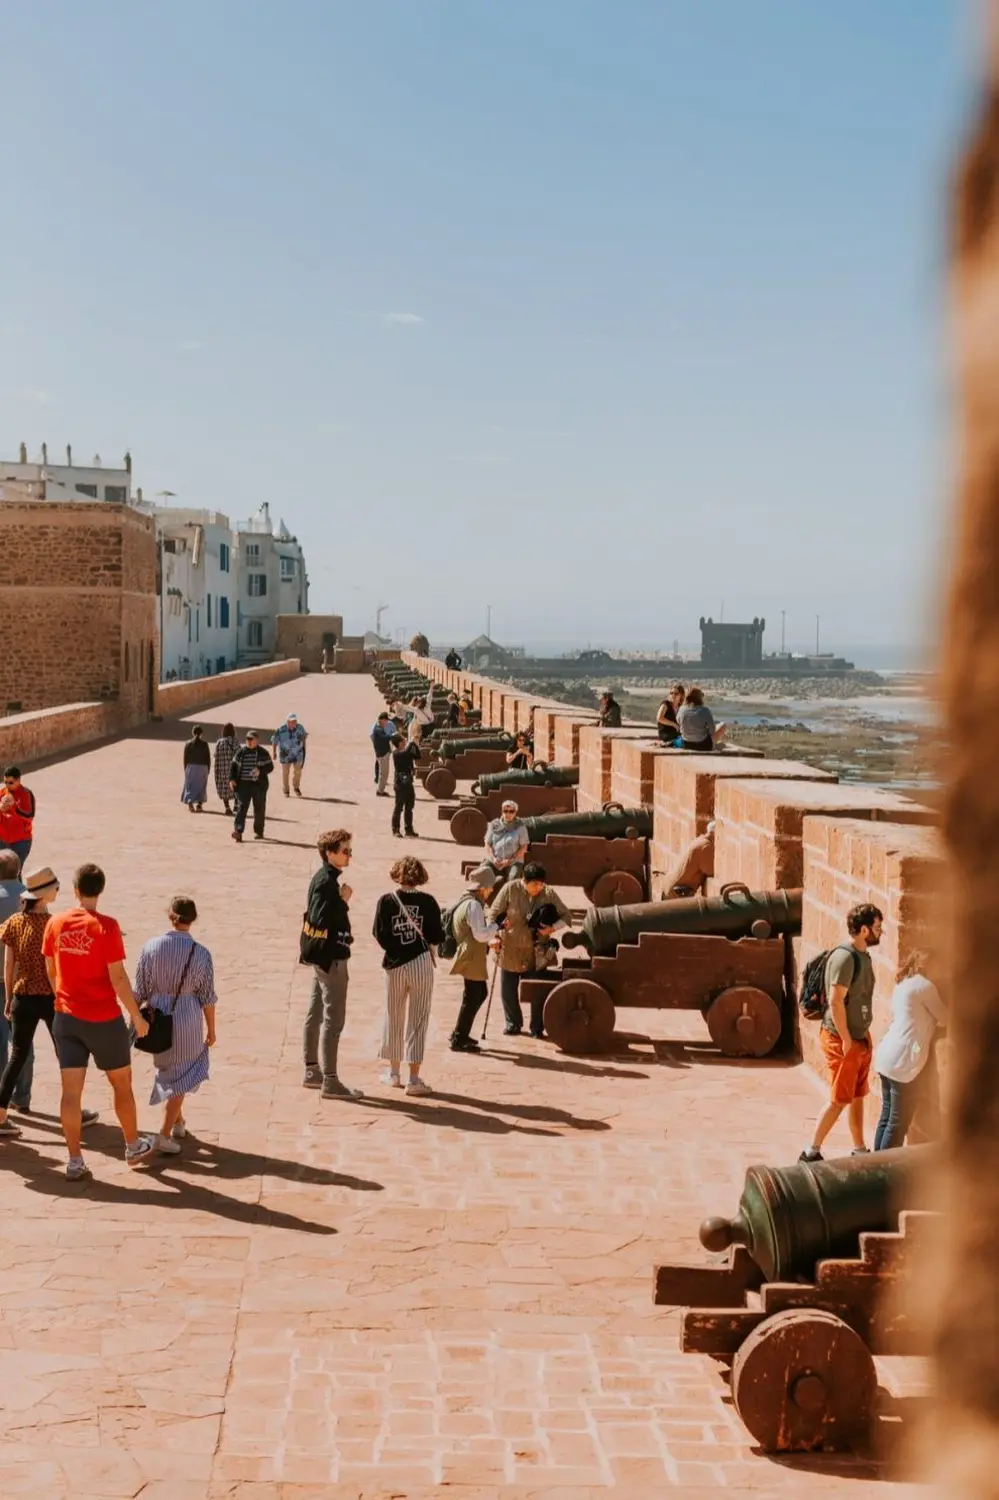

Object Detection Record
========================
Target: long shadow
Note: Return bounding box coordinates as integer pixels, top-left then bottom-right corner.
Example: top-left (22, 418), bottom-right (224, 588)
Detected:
top-left (358, 1096), bottom-right (559, 1137)
top-left (428, 1088), bottom-right (610, 1131)
top-left (650, 1038), bottom-right (798, 1071)
top-left (0, 1136), bottom-right (370, 1234)
top-left (300, 795), bottom-right (358, 806)
top-left (487, 1048), bottom-right (649, 1081)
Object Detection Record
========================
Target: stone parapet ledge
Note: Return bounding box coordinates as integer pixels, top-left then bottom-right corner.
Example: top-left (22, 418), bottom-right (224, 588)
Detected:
top-left (155, 658), bottom-right (301, 717)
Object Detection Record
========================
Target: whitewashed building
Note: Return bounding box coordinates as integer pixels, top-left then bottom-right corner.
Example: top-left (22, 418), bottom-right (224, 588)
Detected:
top-left (156, 509), bottom-right (238, 680)
top-left (0, 442), bottom-right (133, 504)
top-left (236, 504), bottom-right (308, 664)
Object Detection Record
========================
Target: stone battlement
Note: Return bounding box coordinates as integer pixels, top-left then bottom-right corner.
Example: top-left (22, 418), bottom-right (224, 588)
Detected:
top-left (404, 650), bottom-right (942, 1108)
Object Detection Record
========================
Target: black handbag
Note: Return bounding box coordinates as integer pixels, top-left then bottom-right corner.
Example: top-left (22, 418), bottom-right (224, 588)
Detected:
top-left (133, 944), bottom-right (197, 1055)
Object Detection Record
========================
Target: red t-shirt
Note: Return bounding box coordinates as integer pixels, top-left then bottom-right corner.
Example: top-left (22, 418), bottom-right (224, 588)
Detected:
top-left (42, 908), bottom-right (125, 1022)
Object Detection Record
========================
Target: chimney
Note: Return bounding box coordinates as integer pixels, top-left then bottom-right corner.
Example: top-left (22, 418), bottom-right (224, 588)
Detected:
top-left (124, 450), bottom-right (132, 474)
top-left (18, 442), bottom-right (26, 464)
top-left (92, 453), bottom-right (101, 466)
top-left (41, 442), bottom-right (48, 465)
top-left (66, 443), bottom-right (72, 465)
top-left (136, 486), bottom-right (143, 503)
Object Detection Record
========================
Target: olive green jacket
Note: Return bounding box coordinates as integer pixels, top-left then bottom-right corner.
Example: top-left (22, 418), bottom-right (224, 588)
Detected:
top-left (486, 881), bottom-right (573, 974)
top-left (449, 896), bottom-right (498, 982)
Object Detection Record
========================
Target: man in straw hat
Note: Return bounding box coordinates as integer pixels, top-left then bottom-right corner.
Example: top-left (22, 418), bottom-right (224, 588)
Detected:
top-left (0, 866), bottom-right (99, 1139)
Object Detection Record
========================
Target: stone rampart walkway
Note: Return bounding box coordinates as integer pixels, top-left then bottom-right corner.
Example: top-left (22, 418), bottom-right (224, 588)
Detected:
top-left (0, 677), bottom-right (922, 1497)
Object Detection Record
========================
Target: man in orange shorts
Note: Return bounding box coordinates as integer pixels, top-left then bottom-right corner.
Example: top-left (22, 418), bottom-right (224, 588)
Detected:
top-left (800, 902), bottom-right (883, 1162)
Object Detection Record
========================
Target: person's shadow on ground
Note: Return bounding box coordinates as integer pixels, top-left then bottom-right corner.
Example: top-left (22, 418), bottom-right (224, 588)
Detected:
top-left (3, 1125), bottom-right (382, 1234)
top-left (358, 1089), bottom-right (610, 1136)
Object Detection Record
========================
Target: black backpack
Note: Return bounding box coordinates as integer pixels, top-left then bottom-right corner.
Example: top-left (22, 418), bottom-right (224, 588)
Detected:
top-left (438, 896), bottom-right (472, 960)
top-left (798, 944), bottom-right (859, 1021)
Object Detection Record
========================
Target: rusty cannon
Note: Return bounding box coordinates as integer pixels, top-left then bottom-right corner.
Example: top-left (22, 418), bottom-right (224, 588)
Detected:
top-left (439, 782), bottom-right (578, 845)
top-left (423, 736), bottom-right (515, 798)
top-left (653, 1147), bottom-right (937, 1454)
top-left (472, 766), bottom-right (579, 794)
top-left (516, 803), bottom-right (653, 905)
top-left (519, 882), bottom-right (800, 1056)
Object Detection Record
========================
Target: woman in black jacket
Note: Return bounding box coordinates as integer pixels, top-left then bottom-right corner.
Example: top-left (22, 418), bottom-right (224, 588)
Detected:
top-left (372, 855), bottom-right (443, 1094)
top-left (181, 726), bottom-right (212, 813)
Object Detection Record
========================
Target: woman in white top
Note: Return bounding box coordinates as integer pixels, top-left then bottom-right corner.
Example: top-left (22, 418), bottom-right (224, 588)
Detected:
top-left (873, 950), bottom-right (947, 1151)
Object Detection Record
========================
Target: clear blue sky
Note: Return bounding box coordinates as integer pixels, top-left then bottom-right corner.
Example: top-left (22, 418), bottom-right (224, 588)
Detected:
top-left (1, 2), bottom-right (976, 659)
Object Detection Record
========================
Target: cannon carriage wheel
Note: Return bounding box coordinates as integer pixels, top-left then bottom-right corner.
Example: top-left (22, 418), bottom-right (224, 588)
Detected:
top-left (585, 869), bottom-right (645, 907)
top-left (704, 985), bottom-right (782, 1057)
top-left (425, 767), bottom-right (458, 799)
top-left (449, 806), bottom-right (487, 846)
top-left (730, 1308), bottom-right (877, 1453)
top-left (543, 978), bottom-right (616, 1055)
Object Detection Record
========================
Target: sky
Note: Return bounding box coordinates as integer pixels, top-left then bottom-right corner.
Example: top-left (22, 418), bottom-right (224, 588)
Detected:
top-left (0, 2), bottom-right (978, 661)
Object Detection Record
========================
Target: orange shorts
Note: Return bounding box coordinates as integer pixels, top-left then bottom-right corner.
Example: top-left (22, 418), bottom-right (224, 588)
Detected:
top-left (820, 1028), bottom-right (871, 1104)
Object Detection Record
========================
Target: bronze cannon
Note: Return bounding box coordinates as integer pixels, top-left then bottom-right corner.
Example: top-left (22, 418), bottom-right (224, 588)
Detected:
top-left (653, 1147), bottom-right (936, 1454)
top-left (519, 883), bottom-right (799, 1057)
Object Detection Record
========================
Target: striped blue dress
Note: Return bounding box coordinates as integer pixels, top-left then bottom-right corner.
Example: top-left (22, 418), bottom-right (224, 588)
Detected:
top-left (133, 931), bottom-right (217, 1104)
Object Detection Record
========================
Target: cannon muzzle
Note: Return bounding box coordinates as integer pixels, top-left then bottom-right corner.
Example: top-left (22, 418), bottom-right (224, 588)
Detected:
top-left (522, 804), bottom-right (652, 845)
top-left (474, 765), bottom-right (579, 794)
top-left (699, 1146), bottom-right (933, 1282)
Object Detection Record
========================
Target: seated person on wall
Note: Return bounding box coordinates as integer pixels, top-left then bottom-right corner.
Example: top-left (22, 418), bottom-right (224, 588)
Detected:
top-left (676, 686), bottom-right (727, 751)
top-left (598, 691), bottom-right (622, 728)
top-left (506, 733), bottom-right (534, 771)
top-left (487, 862), bottom-right (573, 1038)
top-left (665, 821), bottom-right (714, 897)
top-left (656, 684), bottom-right (686, 745)
top-left (445, 648), bottom-right (462, 671)
top-left (483, 799), bottom-right (529, 889)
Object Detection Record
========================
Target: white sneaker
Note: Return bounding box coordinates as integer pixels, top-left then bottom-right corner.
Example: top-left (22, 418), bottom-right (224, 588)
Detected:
top-left (125, 1136), bottom-right (156, 1168)
top-left (156, 1134), bottom-right (183, 1155)
top-left (405, 1077), bottom-right (433, 1096)
top-left (381, 1069), bottom-right (403, 1088)
top-left (171, 1120), bottom-right (187, 1141)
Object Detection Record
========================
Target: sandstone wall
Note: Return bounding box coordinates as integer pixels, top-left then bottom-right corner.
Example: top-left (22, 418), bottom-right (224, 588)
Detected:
top-left (275, 614), bottom-right (344, 672)
top-left (155, 658), bottom-right (301, 719)
top-left (577, 725), bottom-right (660, 810)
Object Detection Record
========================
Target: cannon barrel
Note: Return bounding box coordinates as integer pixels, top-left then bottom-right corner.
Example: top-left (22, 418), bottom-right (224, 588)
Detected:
top-left (425, 726), bottom-right (503, 744)
top-left (474, 766), bottom-right (579, 793)
top-left (521, 804), bottom-right (652, 845)
top-left (433, 735), bottom-right (513, 760)
top-left (699, 1146), bottom-right (933, 1282)
top-left (561, 883), bottom-right (802, 955)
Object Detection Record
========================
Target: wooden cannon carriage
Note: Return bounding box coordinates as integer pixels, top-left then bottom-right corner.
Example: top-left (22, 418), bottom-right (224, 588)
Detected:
top-left (512, 885), bottom-right (801, 1055)
top-left (653, 1149), bottom-right (936, 1452)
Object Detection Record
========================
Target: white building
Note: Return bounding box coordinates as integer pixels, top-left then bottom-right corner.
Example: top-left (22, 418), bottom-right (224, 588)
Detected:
top-left (236, 504), bottom-right (308, 664)
top-left (155, 509), bottom-right (238, 680)
top-left (0, 442), bottom-right (133, 504)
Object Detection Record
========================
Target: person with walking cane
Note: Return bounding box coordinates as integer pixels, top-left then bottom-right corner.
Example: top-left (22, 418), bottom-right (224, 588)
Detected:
top-left (447, 865), bottom-right (499, 1053)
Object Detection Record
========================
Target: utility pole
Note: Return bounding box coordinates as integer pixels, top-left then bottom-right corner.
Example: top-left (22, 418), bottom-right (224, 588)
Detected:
top-left (815, 614), bottom-right (820, 656)
top-left (375, 602), bottom-right (388, 638)
top-left (486, 603), bottom-right (492, 638)
top-left (781, 610), bottom-right (786, 657)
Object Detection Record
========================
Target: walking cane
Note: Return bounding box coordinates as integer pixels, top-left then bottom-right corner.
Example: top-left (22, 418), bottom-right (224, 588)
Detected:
top-left (481, 954), bottom-right (500, 1041)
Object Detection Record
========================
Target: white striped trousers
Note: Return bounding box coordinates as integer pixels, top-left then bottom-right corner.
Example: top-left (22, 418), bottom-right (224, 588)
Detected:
top-left (380, 950), bottom-right (435, 1065)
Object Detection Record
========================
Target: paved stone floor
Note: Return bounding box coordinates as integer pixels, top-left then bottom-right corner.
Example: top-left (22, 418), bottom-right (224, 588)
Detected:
top-left (0, 677), bottom-right (926, 1498)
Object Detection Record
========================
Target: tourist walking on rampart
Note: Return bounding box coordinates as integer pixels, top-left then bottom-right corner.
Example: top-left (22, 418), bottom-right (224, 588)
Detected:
top-left (873, 950), bottom-right (947, 1151)
top-left (133, 896), bottom-right (217, 1154)
top-left (300, 829), bottom-right (363, 1100)
top-left (0, 867), bottom-right (99, 1135)
top-left (230, 731), bottom-right (274, 842)
top-left (448, 865), bottom-right (499, 1053)
top-left (483, 799), bottom-right (529, 886)
top-left (0, 767), bottom-right (36, 868)
top-left (445, 693), bottom-right (461, 728)
top-left (800, 903), bottom-right (883, 1163)
top-left (42, 863), bottom-right (154, 1179)
top-left (487, 862), bottom-right (572, 1038)
top-left (391, 734), bottom-right (421, 838)
top-left (370, 712), bottom-right (395, 797)
top-left (181, 726), bottom-right (211, 813)
top-left (408, 696), bottom-right (434, 745)
top-left (272, 712), bottom-right (308, 797)
top-left (372, 856), bottom-right (443, 1094)
top-left (0, 851), bottom-right (31, 1114)
top-left (213, 723), bottom-right (237, 814)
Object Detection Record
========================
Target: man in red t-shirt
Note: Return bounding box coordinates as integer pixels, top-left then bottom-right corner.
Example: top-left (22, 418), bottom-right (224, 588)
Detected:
top-left (42, 862), bottom-right (154, 1180)
top-left (0, 766), bottom-right (35, 869)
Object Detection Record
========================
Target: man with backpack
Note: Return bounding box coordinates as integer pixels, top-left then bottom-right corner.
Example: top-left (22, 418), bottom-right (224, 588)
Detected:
top-left (370, 712), bottom-right (395, 796)
top-left (444, 865), bottom-right (499, 1052)
top-left (799, 902), bottom-right (883, 1162)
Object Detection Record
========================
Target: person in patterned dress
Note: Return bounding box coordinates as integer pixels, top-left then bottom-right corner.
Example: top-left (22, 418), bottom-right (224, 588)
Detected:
top-left (133, 895), bottom-right (217, 1154)
top-left (213, 724), bottom-right (237, 814)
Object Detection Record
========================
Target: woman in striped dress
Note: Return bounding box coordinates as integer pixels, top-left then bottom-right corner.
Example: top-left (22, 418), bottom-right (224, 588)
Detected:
top-left (372, 857), bottom-right (443, 1095)
top-left (133, 896), bottom-right (217, 1153)
top-left (213, 724), bottom-right (237, 815)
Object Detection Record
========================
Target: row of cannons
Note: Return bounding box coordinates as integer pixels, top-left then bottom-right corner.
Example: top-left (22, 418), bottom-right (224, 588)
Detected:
top-left (376, 662), bottom-right (934, 1456)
